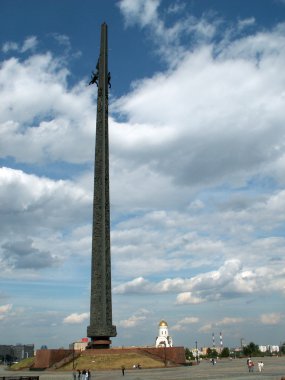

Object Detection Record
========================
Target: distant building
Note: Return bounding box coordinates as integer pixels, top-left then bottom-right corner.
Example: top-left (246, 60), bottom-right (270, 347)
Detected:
top-left (69, 338), bottom-right (89, 351)
top-left (259, 345), bottom-right (267, 353)
top-left (199, 347), bottom-right (208, 356)
top-left (0, 345), bottom-right (13, 362)
top-left (259, 345), bottom-right (280, 353)
top-left (0, 344), bottom-right (34, 362)
top-left (192, 347), bottom-right (203, 358)
top-left (155, 320), bottom-right (173, 348)
top-left (199, 346), bottom-right (222, 355)
top-left (269, 345), bottom-right (279, 353)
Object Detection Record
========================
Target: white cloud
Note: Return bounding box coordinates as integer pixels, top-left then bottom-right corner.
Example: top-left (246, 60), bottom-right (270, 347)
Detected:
top-left (199, 323), bottom-right (214, 333)
top-left (114, 35), bottom-right (285, 189)
top-left (260, 313), bottom-right (282, 325)
top-left (0, 304), bottom-right (12, 320)
top-left (0, 53), bottom-right (96, 164)
top-left (118, 0), bottom-right (219, 64)
top-left (114, 277), bottom-right (152, 294)
top-left (179, 317), bottom-right (199, 324)
top-left (52, 34), bottom-right (71, 49)
top-left (0, 167), bottom-right (92, 277)
top-left (21, 36), bottom-right (38, 52)
top-left (199, 316), bottom-right (246, 333)
top-left (118, 315), bottom-right (146, 328)
top-left (0, 304), bottom-right (12, 313)
top-left (0, 167), bottom-right (90, 228)
top-left (63, 312), bottom-right (89, 324)
top-left (2, 37), bottom-right (38, 54)
top-left (118, 0), bottom-right (160, 28)
top-left (2, 42), bottom-right (18, 53)
top-left (218, 317), bottom-right (245, 325)
top-left (113, 259), bottom-right (285, 307)
top-left (118, 309), bottom-right (149, 328)
top-left (172, 316), bottom-right (199, 331)
top-left (176, 292), bottom-right (205, 305)
top-left (166, 3), bottom-right (186, 15)
top-left (238, 17), bottom-right (256, 30)
top-left (2, 239), bottom-right (59, 270)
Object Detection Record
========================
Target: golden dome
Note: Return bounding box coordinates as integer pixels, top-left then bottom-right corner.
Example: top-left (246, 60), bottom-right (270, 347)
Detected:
top-left (159, 320), bottom-right (168, 327)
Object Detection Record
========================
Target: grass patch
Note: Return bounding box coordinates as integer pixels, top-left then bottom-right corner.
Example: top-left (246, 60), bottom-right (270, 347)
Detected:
top-left (9, 357), bottom-right (35, 370)
top-left (60, 352), bottom-right (165, 371)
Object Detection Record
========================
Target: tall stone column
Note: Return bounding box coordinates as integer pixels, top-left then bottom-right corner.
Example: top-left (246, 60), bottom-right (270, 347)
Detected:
top-left (87, 22), bottom-right (117, 349)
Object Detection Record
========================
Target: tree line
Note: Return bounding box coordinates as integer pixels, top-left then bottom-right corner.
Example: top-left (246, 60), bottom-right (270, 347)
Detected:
top-left (185, 341), bottom-right (285, 361)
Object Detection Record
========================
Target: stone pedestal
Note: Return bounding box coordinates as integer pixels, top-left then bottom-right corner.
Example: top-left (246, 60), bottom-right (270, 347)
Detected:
top-left (87, 339), bottom-right (112, 349)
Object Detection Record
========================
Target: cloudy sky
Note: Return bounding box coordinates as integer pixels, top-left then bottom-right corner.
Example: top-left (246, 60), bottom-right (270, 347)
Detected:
top-left (1, 0), bottom-right (285, 350)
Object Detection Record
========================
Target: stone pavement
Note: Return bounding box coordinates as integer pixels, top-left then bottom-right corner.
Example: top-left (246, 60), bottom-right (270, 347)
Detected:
top-left (1, 356), bottom-right (285, 380)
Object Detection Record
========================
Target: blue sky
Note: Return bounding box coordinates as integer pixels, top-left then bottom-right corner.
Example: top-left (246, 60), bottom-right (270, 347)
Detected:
top-left (0, 0), bottom-right (285, 350)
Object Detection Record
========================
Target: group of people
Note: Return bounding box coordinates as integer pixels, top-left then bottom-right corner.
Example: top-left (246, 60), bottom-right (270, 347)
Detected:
top-left (257, 361), bottom-right (264, 372)
top-left (74, 369), bottom-right (91, 380)
top-left (247, 358), bottom-right (265, 372)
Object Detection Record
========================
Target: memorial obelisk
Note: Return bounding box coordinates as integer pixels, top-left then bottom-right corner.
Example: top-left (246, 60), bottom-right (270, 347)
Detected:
top-left (87, 22), bottom-right (117, 349)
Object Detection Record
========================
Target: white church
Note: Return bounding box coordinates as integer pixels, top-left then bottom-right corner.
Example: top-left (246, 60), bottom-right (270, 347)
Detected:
top-left (155, 320), bottom-right (173, 348)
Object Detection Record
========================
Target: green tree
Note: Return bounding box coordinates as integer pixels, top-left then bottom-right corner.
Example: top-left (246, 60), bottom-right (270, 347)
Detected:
top-left (220, 347), bottom-right (230, 357)
top-left (243, 342), bottom-right (260, 357)
top-left (280, 342), bottom-right (285, 355)
top-left (206, 348), bottom-right (217, 358)
top-left (185, 348), bottom-right (194, 360)
top-left (211, 349), bottom-right (218, 358)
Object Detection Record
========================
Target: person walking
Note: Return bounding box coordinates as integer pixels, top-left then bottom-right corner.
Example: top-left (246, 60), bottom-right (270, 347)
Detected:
top-left (247, 358), bottom-right (254, 372)
top-left (121, 365), bottom-right (125, 376)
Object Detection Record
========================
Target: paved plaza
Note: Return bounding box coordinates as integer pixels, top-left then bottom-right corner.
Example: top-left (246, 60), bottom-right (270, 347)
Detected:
top-left (1, 357), bottom-right (285, 380)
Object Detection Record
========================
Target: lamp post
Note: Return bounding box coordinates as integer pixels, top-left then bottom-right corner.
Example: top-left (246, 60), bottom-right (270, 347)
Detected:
top-left (72, 342), bottom-right (75, 370)
top-left (163, 342), bottom-right (167, 367)
top-left (195, 341), bottom-right (199, 364)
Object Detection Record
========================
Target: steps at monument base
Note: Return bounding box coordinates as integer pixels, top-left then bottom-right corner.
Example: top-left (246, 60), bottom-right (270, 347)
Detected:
top-left (33, 349), bottom-right (74, 370)
top-left (47, 351), bottom-right (81, 370)
top-left (137, 348), bottom-right (180, 366)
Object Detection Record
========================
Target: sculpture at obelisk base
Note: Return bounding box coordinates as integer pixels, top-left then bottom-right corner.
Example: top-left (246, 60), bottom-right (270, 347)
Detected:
top-left (87, 22), bottom-right (117, 349)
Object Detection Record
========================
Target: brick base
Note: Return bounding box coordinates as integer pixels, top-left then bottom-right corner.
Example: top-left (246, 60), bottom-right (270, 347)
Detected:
top-left (33, 349), bottom-right (73, 370)
top-left (33, 346), bottom-right (186, 370)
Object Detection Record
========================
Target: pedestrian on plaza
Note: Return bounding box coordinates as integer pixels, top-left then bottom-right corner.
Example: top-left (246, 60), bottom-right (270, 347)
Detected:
top-left (77, 369), bottom-right (81, 380)
top-left (87, 369), bottom-right (91, 380)
top-left (121, 365), bottom-right (125, 376)
top-left (247, 358), bottom-right (254, 372)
